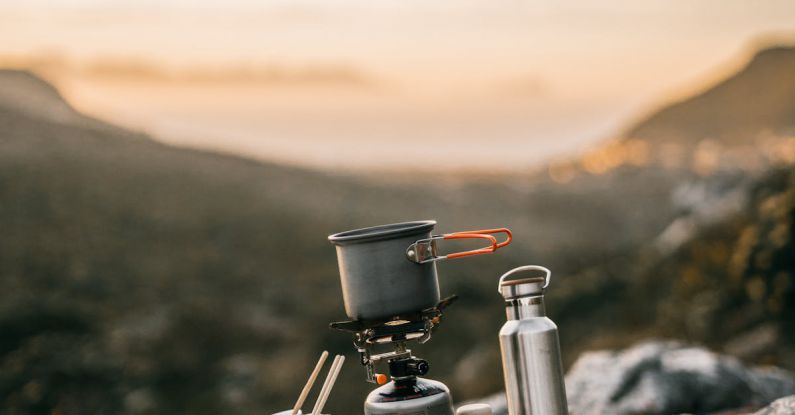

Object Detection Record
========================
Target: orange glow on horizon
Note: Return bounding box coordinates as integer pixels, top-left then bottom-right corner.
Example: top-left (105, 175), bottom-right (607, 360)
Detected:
top-left (2, 1), bottom-right (795, 171)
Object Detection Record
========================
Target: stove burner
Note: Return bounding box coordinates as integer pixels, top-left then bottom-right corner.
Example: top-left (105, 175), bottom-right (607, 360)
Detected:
top-left (329, 295), bottom-right (457, 343)
top-left (329, 295), bottom-right (457, 383)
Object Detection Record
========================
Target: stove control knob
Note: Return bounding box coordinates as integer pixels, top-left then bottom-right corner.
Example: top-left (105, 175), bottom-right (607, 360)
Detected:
top-left (406, 359), bottom-right (429, 376)
top-left (375, 373), bottom-right (388, 385)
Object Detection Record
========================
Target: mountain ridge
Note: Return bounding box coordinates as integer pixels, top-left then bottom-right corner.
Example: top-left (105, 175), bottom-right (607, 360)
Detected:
top-left (0, 69), bottom-right (83, 125)
top-left (622, 45), bottom-right (795, 146)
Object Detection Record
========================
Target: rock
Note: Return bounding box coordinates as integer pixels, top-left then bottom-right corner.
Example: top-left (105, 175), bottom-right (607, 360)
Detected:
top-left (565, 341), bottom-right (795, 414)
top-left (753, 395), bottom-right (795, 414)
top-left (470, 341), bottom-right (795, 415)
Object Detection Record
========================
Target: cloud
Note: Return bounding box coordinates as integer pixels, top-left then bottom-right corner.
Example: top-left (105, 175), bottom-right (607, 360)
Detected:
top-left (0, 52), bottom-right (377, 88)
top-left (491, 74), bottom-right (550, 99)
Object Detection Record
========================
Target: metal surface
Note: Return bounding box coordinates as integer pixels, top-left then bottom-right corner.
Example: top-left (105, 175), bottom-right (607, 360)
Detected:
top-left (497, 266), bottom-right (568, 415)
top-left (406, 228), bottom-right (512, 264)
top-left (498, 265), bottom-right (550, 294)
top-left (405, 235), bottom-right (442, 264)
top-left (330, 296), bottom-right (457, 384)
top-left (329, 221), bottom-right (440, 320)
top-left (364, 378), bottom-right (454, 415)
top-left (328, 222), bottom-right (512, 320)
top-left (329, 295), bottom-right (457, 335)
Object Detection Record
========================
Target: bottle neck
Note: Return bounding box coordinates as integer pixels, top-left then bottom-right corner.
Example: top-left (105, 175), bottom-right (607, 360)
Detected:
top-left (505, 295), bottom-right (546, 320)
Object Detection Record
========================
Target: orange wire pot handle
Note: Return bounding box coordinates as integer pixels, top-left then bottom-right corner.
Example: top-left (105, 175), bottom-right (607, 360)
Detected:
top-left (406, 228), bottom-right (513, 264)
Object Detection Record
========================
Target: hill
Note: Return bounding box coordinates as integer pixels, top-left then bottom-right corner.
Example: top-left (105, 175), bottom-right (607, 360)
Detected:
top-left (623, 46), bottom-right (795, 146)
top-left (0, 70), bottom-right (78, 123)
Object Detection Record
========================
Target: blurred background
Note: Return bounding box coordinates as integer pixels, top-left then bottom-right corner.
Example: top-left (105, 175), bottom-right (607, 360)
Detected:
top-left (1, 1), bottom-right (795, 413)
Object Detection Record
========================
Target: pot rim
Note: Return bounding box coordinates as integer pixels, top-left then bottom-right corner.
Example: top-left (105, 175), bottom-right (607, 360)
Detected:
top-left (328, 220), bottom-right (436, 245)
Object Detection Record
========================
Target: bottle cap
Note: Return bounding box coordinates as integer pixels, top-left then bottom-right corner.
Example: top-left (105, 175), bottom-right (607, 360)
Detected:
top-left (498, 265), bottom-right (551, 299)
top-left (456, 403), bottom-right (493, 415)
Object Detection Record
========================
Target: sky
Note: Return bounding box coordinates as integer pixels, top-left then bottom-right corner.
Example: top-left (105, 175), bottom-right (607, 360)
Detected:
top-left (2, 1), bottom-right (795, 171)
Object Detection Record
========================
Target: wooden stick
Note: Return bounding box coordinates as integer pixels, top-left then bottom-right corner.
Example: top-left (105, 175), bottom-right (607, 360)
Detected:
top-left (310, 355), bottom-right (340, 415)
top-left (314, 355), bottom-right (345, 415)
top-left (311, 355), bottom-right (342, 415)
top-left (291, 351), bottom-right (329, 415)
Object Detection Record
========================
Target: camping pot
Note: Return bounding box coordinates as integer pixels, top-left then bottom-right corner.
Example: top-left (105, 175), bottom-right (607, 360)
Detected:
top-left (328, 220), bottom-right (511, 321)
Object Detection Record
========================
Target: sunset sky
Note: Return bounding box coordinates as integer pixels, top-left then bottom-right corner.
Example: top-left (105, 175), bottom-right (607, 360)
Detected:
top-left (3, 1), bottom-right (795, 171)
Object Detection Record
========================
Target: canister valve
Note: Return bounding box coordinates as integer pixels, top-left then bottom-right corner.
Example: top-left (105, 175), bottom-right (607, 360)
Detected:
top-left (389, 357), bottom-right (429, 378)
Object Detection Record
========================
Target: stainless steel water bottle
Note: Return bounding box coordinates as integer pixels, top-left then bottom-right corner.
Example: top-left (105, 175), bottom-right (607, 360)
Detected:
top-left (497, 265), bottom-right (568, 415)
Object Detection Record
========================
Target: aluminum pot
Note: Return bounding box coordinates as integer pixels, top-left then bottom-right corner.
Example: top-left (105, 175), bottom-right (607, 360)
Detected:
top-left (328, 220), bottom-right (511, 321)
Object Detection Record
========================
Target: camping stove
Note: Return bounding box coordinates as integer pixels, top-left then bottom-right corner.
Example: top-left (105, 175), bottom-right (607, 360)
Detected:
top-left (327, 221), bottom-right (512, 415)
top-left (330, 295), bottom-right (456, 384)
top-left (330, 296), bottom-right (457, 415)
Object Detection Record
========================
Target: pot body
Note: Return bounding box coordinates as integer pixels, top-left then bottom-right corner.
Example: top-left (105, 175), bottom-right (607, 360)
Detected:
top-left (329, 220), bottom-right (440, 321)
